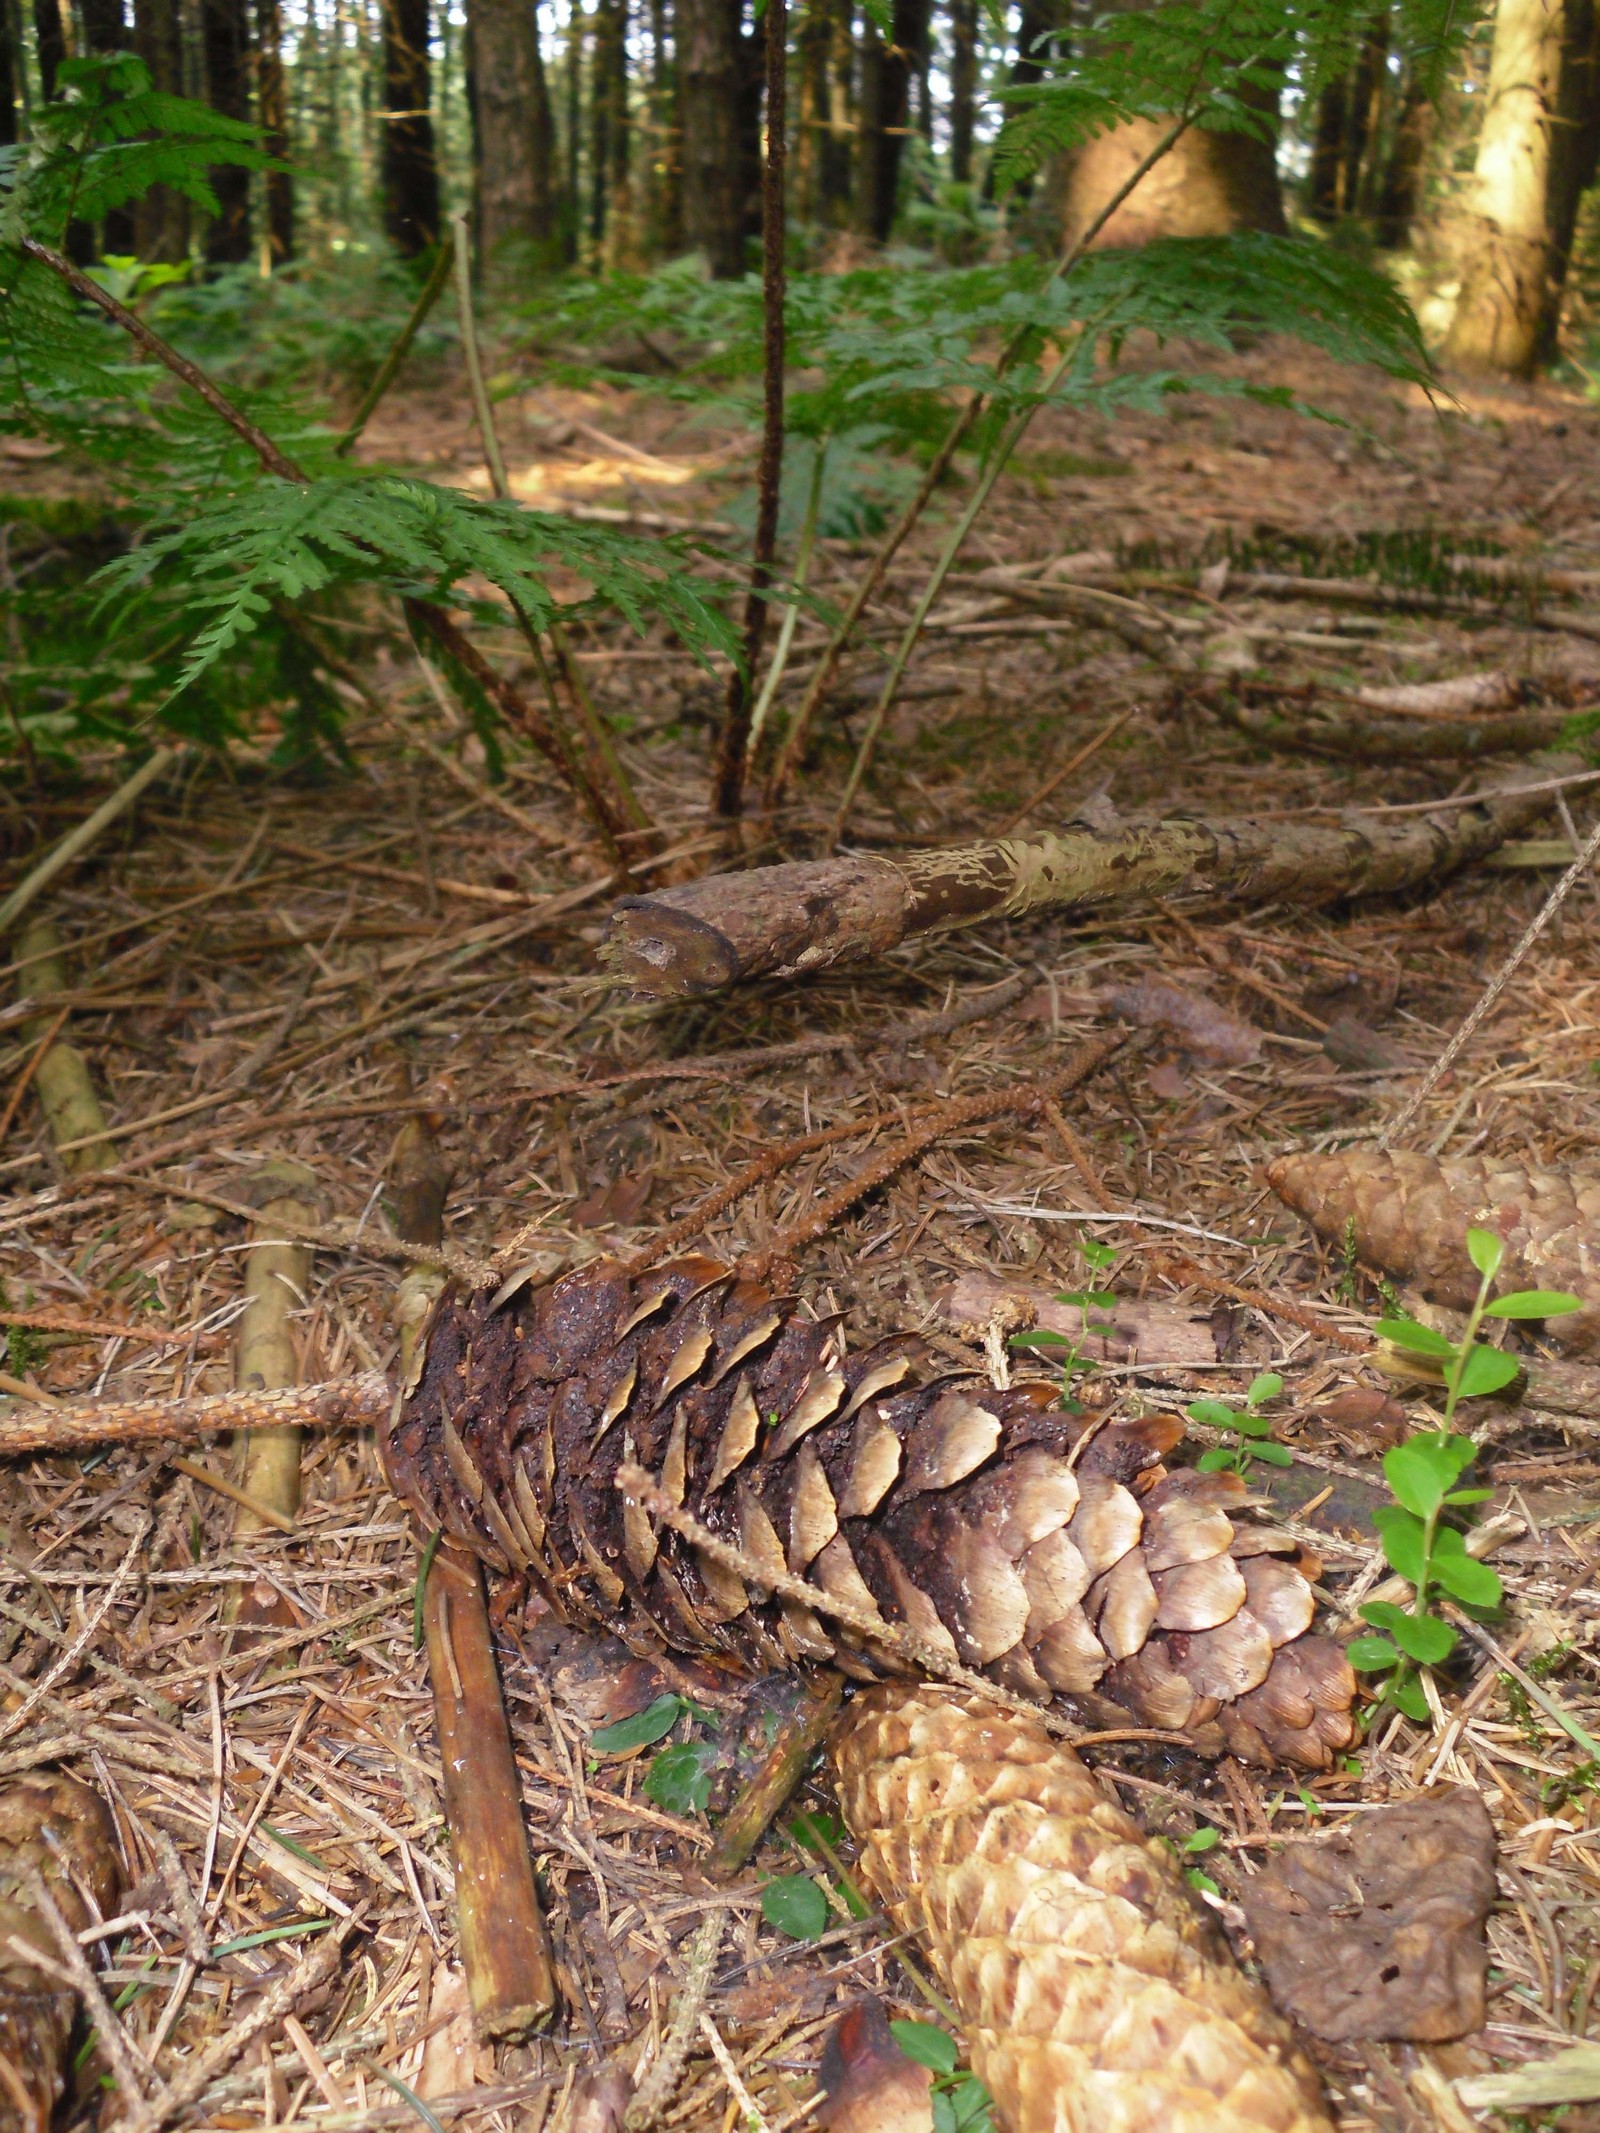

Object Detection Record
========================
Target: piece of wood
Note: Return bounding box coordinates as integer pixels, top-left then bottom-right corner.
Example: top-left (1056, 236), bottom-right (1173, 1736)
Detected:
top-left (14, 921), bottom-right (115, 1172)
top-left (703, 1671), bottom-right (845, 1882)
top-left (603, 754), bottom-right (1583, 997)
top-left (391, 1104), bottom-right (555, 2045)
top-left (421, 1541), bottom-right (557, 2041)
top-left (231, 1159), bottom-right (321, 1546)
top-left (0, 1373), bottom-right (389, 1458)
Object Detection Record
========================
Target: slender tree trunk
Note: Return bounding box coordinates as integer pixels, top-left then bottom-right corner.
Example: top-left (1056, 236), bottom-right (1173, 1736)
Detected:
top-left (678, 0), bottom-right (745, 274)
top-left (949, 0), bottom-right (977, 183)
top-left (1374, 66), bottom-right (1433, 244)
top-left (796, 0), bottom-right (825, 215)
top-left (255, 0), bottom-right (293, 263)
top-left (467, 0), bottom-right (555, 272)
top-left (825, 0), bottom-right (854, 221)
top-left (33, 0), bottom-right (66, 100)
top-left (590, 0), bottom-right (627, 261)
top-left (1443, 0), bottom-right (1564, 374)
top-left (202, 0), bottom-right (253, 264)
top-left (1339, 14), bottom-right (1388, 214)
top-left (0, 0), bottom-right (14, 145)
top-left (564, 6), bottom-right (582, 260)
top-left (1307, 79), bottom-right (1347, 221)
top-left (83, 0), bottom-right (136, 249)
top-left (647, 0), bottom-right (681, 251)
top-left (381, 0), bottom-right (439, 254)
top-left (854, 0), bottom-right (927, 238)
top-left (133, 0), bottom-right (191, 257)
top-left (1537, 0), bottom-right (1600, 358)
top-left (530, 0), bottom-right (559, 264)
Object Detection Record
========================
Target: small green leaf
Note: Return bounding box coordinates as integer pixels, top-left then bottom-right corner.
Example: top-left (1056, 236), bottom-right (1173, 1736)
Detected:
top-left (1186, 1399), bottom-right (1236, 1428)
top-left (1182, 1825), bottom-right (1221, 1853)
top-left (760, 1873), bottom-right (828, 1941)
top-left (1056, 1289), bottom-right (1117, 1310)
top-left (1483, 1290), bottom-right (1583, 1320)
top-left (1445, 1486), bottom-right (1494, 1505)
top-left (1246, 1372), bottom-right (1284, 1408)
top-left (1467, 1228), bottom-right (1506, 1279)
top-left (786, 1807), bottom-right (845, 1852)
top-left (643, 1742), bottom-right (714, 1814)
top-left (1195, 1447), bottom-right (1238, 1472)
top-left (1374, 1505), bottom-right (1426, 1583)
top-left (1388, 1613), bottom-right (1458, 1665)
top-left (1185, 1868), bottom-right (1222, 1897)
top-left (1234, 1409), bottom-right (1274, 1437)
top-left (1010, 1328), bottom-right (1070, 1348)
top-left (1383, 1442), bottom-right (1449, 1518)
top-left (892, 2020), bottom-right (960, 2076)
top-left (1348, 1635), bottom-right (1400, 1672)
top-left (1375, 1317), bottom-right (1455, 1358)
top-left (942, 2073), bottom-right (996, 2133)
top-left (1429, 1531), bottom-right (1504, 1608)
top-left (1251, 1442), bottom-right (1296, 1466)
top-left (1081, 1240), bottom-right (1117, 1270)
top-left (1387, 1674), bottom-right (1433, 1722)
top-left (1456, 1345), bottom-right (1521, 1399)
top-left (589, 1694), bottom-right (685, 1755)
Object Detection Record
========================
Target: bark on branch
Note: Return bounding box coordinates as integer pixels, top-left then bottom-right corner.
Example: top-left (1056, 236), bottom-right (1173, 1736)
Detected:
top-left (603, 755), bottom-right (1588, 997)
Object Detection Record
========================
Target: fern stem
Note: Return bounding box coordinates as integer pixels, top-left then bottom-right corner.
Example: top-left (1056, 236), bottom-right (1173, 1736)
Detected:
top-left (823, 106), bottom-right (1200, 848)
top-left (709, 0), bottom-right (788, 829)
top-left (746, 442), bottom-right (825, 758)
top-left (333, 234), bottom-right (455, 458)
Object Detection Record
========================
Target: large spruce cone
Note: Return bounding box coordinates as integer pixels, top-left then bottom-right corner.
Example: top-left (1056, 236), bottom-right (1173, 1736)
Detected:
top-left (384, 1257), bottom-right (1355, 1767)
top-left (1269, 1148), bottom-right (1600, 1352)
top-left (831, 1684), bottom-right (1335, 2133)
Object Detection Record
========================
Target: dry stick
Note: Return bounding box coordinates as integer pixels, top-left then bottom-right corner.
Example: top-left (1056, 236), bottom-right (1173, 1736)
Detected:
top-left (450, 213), bottom-right (653, 859)
top-left (623, 1913), bottom-right (726, 2132)
top-left (606, 754), bottom-right (1579, 999)
top-left (703, 1673), bottom-right (845, 1882)
top-left (227, 1159), bottom-right (320, 1570)
top-left (18, 236), bottom-right (626, 868)
top-left (333, 234), bottom-right (456, 458)
top-left (0, 1374), bottom-right (389, 1459)
top-left (823, 108), bottom-right (1200, 850)
top-left (1379, 805), bottom-right (1600, 1152)
top-left (0, 747), bottom-right (177, 939)
top-left (710, 0), bottom-right (788, 825)
top-left (0, 1001), bottom-right (69, 1146)
top-left (394, 1104), bottom-right (557, 2044)
top-left (15, 920), bottom-right (116, 1172)
top-left (739, 1031), bottom-right (1122, 1282)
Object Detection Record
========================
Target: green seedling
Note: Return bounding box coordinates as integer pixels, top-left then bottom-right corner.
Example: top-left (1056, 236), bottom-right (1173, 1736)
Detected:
top-left (1009, 1239), bottom-right (1119, 1413)
top-left (1188, 1372), bottom-right (1289, 1477)
top-left (892, 2021), bottom-right (996, 2133)
top-left (1352, 1228), bottom-right (1581, 1723)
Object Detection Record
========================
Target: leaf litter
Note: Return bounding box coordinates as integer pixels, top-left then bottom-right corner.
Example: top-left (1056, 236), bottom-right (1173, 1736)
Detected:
top-left (3, 339), bottom-right (1600, 2131)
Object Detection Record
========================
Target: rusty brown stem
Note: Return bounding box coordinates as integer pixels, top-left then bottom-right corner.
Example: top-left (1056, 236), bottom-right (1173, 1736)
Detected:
top-left (704, 1671), bottom-right (845, 1882)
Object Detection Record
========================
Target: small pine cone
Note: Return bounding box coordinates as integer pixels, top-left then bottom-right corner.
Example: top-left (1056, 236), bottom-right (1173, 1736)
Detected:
top-left (1269, 1148), bottom-right (1600, 1351)
top-left (384, 1257), bottom-right (1355, 1767)
top-left (831, 1683), bottom-right (1335, 2133)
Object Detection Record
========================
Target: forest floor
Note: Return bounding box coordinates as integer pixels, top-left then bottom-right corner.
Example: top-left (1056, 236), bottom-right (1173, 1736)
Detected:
top-left (6, 334), bottom-right (1600, 2133)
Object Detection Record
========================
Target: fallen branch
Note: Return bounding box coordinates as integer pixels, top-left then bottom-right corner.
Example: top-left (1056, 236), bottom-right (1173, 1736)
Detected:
top-left (229, 1159), bottom-right (321, 1565)
top-left (604, 754), bottom-right (1583, 997)
top-left (1209, 695), bottom-right (1572, 763)
top-left (14, 920), bottom-right (115, 1173)
top-left (0, 1374), bottom-right (388, 1458)
top-left (0, 749), bottom-right (177, 939)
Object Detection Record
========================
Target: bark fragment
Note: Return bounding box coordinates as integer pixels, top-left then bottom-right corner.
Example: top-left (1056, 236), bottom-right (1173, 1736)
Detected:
top-left (1239, 1790), bottom-right (1497, 2042)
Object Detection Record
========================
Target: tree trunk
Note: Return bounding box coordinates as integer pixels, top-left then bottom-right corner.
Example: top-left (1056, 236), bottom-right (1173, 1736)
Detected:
top-left (84, 0), bottom-right (137, 250)
top-left (468, 0), bottom-right (557, 273)
top-left (255, 0), bottom-right (293, 264)
top-left (33, 0), bottom-right (66, 101)
top-left (381, 0), bottom-right (439, 255)
top-left (1056, 97), bottom-right (1286, 248)
top-left (201, 0), bottom-right (253, 264)
top-left (564, 9), bottom-right (582, 260)
top-left (0, 0), bottom-right (14, 146)
top-left (133, 0), bottom-right (191, 258)
top-left (948, 0), bottom-right (978, 182)
top-left (854, 0), bottom-right (928, 239)
top-left (1537, 0), bottom-right (1600, 359)
top-left (1340, 15), bottom-right (1389, 214)
top-left (1307, 79), bottom-right (1347, 221)
top-left (530, 0), bottom-right (560, 263)
top-left (1374, 64), bottom-right (1432, 244)
top-left (590, 0), bottom-right (628, 262)
top-left (678, 0), bottom-right (745, 274)
top-left (646, 0), bottom-right (681, 252)
top-left (1443, 0), bottom-right (1564, 375)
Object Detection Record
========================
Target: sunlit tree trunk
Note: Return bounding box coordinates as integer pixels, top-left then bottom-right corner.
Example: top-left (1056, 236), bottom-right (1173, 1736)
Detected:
top-left (1439, 0), bottom-right (1600, 373)
top-left (381, 0), bottom-right (438, 254)
top-left (202, 0), bottom-right (253, 264)
top-left (678, 0), bottom-right (745, 274)
top-left (133, 0), bottom-right (191, 256)
top-left (1056, 107), bottom-right (1285, 247)
top-left (948, 0), bottom-right (977, 183)
top-left (468, 0), bottom-right (558, 273)
top-left (255, 0), bottom-right (293, 263)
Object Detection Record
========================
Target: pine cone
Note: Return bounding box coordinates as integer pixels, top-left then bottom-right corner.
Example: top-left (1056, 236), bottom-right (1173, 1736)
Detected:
top-left (1268, 1149), bottom-right (1600, 1352)
top-left (831, 1683), bottom-right (1335, 2133)
top-left (383, 1257), bottom-right (1355, 1767)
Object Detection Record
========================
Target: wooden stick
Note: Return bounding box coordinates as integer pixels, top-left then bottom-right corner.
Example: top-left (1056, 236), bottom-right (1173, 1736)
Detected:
top-left (14, 921), bottom-right (115, 1172)
top-left (229, 1160), bottom-right (320, 1559)
top-left (0, 750), bottom-right (176, 938)
top-left (703, 1672), bottom-right (844, 1882)
top-left (333, 235), bottom-right (456, 458)
top-left (0, 1374), bottom-right (389, 1458)
top-left (603, 752), bottom-right (1583, 999)
top-left (392, 1106), bottom-right (556, 2043)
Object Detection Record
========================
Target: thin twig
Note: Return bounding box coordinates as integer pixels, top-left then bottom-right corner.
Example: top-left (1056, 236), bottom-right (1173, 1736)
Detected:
top-left (334, 235), bottom-right (456, 457)
top-left (0, 750), bottom-right (177, 939)
top-left (624, 1913), bottom-right (726, 2130)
